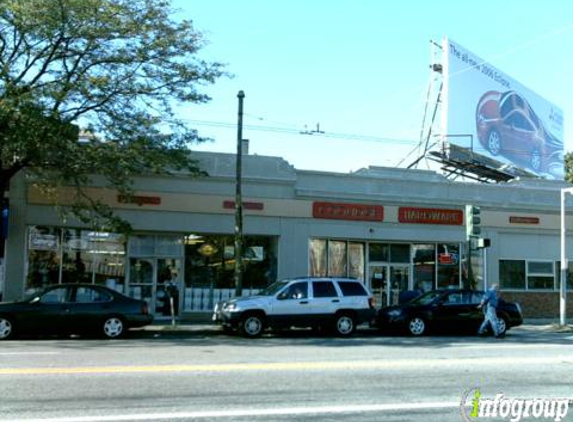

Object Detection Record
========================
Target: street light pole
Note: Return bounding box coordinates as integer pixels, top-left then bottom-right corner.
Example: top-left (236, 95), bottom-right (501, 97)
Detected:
top-left (234, 90), bottom-right (245, 297)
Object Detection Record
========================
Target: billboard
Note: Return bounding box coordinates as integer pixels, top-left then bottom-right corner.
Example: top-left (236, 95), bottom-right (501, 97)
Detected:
top-left (442, 38), bottom-right (564, 180)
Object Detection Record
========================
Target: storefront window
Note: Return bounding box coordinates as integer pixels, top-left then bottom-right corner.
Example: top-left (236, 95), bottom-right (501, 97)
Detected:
top-left (309, 239), bottom-right (365, 280)
top-left (328, 241), bottom-right (347, 277)
top-left (555, 261), bottom-right (573, 290)
top-left (527, 261), bottom-right (554, 290)
top-left (26, 226), bottom-right (126, 292)
top-left (309, 239), bottom-right (327, 277)
top-left (437, 243), bottom-right (460, 289)
top-left (412, 244), bottom-right (435, 292)
top-left (390, 244), bottom-right (410, 263)
top-left (27, 227), bottom-right (60, 289)
top-left (348, 242), bottom-right (365, 281)
top-left (499, 260), bottom-right (526, 289)
top-left (369, 243), bottom-right (388, 262)
top-left (183, 234), bottom-right (277, 311)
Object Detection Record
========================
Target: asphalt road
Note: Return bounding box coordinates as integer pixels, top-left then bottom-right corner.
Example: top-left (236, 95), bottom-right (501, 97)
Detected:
top-left (0, 325), bottom-right (572, 422)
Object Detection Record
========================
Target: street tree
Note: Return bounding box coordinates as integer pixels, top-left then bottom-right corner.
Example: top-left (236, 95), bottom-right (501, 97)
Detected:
top-left (565, 152), bottom-right (573, 184)
top-left (0, 0), bottom-right (225, 231)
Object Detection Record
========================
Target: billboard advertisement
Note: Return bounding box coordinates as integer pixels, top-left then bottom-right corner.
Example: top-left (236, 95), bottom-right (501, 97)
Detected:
top-left (442, 38), bottom-right (564, 179)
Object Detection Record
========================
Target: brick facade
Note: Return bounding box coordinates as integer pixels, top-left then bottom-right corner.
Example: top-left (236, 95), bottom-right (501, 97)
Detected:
top-left (500, 291), bottom-right (573, 318)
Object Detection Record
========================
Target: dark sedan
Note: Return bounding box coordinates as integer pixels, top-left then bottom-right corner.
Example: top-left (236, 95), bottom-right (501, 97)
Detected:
top-left (0, 283), bottom-right (153, 340)
top-left (372, 289), bottom-right (523, 336)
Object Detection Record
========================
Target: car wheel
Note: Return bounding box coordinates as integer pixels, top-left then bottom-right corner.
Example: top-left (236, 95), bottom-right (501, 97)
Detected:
top-left (102, 316), bottom-right (125, 339)
top-left (334, 313), bottom-right (356, 337)
top-left (530, 147), bottom-right (542, 172)
top-left (240, 313), bottom-right (264, 338)
top-left (408, 317), bottom-right (426, 336)
top-left (487, 128), bottom-right (502, 156)
top-left (0, 317), bottom-right (14, 340)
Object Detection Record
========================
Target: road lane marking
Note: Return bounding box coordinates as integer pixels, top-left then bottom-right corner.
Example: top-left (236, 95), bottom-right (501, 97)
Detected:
top-left (0, 355), bottom-right (572, 375)
top-left (451, 343), bottom-right (572, 350)
top-left (0, 401), bottom-right (461, 421)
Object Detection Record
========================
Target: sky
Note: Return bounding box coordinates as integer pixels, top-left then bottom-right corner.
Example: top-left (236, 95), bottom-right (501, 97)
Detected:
top-left (172, 0), bottom-right (573, 174)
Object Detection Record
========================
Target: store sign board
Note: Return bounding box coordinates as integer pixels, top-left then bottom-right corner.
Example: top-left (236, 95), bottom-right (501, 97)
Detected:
top-left (223, 200), bottom-right (264, 211)
top-left (29, 233), bottom-right (58, 251)
top-left (117, 195), bottom-right (161, 206)
top-left (399, 207), bottom-right (463, 225)
top-left (509, 216), bottom-right (540, 224)
top-left (312, 202), bottom-right (384, 222)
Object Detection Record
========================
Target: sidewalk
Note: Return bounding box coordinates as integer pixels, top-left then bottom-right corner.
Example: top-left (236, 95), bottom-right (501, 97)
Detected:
top-left (134, 317), bottom-right (573, 338)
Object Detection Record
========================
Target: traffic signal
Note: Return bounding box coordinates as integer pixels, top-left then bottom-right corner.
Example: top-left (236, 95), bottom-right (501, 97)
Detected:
top-left (466, 205), bottom-right (481, 238)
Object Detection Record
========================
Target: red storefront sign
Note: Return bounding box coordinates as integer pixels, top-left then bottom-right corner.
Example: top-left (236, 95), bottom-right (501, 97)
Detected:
top-left (398, 207), bottom-right (463, 225)
top-left (312, 202), bottom-right (384, 222)
top-left (509, 216), bottom-right (540, 224)
top-left (117, 195), bottom-right (161, 206)
top-left (223, 200), bottom-right (264, 211)
top-left (438, 253), bottom-right (459, 265)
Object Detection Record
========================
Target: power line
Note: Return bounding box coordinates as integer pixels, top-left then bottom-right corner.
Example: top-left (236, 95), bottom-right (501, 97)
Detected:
top-left (184, 118), bottom-right (421, 146)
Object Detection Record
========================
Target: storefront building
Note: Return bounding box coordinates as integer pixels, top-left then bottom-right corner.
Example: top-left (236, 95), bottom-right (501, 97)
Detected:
top-left (3, 151), bottom-right (573, 318)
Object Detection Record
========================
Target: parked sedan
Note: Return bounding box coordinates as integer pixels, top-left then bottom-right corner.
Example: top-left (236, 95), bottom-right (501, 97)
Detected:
top-left (372, 289), bottom-right (523, 336)
top-left (0, 283), bottom-right (153, 340)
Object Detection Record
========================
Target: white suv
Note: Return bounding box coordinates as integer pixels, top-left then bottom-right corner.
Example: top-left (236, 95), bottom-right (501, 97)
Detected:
top-left (212, 277), bottom-right (375, 338)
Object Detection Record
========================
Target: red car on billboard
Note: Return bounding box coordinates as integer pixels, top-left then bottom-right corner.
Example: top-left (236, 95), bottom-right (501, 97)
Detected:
top-left (475, 90), bottom-right (562, 174)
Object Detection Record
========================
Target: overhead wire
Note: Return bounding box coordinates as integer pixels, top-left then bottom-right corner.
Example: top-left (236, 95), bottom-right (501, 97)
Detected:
top-left (182, 23), bottom-right (573, 168)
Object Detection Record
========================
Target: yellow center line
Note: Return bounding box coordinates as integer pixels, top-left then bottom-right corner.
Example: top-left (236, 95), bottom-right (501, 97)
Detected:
top-left (0, 355), bottom-right (572, 375)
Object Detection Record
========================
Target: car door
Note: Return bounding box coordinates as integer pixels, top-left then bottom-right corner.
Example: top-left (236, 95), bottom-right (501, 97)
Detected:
top-left (270, 281), bottom-right (311, 328)
top-left (68, 286), bottom-right (115, 334)
top-left (468, 291), bottom-right (487, 331)
top-left (25, 286), bottom-right (74, 334)
top-left (309, 280), bottom-right (341, 327)
top-left (431, 291), bottom-right (473, 331)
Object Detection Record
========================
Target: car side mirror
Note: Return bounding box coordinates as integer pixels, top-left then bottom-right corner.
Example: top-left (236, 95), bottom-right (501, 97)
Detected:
top-left (29, 296), bottom-right (41, 304)
top-left (277, 292), bottom-right (288, 300)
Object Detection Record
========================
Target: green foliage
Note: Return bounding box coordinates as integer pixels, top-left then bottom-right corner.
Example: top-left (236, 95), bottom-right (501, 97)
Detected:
top-left (565, 152), bottom-right (573, 184)
top-left (0, 0), bottom-right (225, 232)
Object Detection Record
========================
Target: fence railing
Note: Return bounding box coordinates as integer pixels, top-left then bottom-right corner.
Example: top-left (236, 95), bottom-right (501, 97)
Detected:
top-left (183, 287), bottom-right (261, 312)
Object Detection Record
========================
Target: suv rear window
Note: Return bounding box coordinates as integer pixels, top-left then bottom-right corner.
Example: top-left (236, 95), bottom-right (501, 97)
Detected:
top-left (338, 281), bottom-right (367, 296)
top-left (312, 281), bottom-right (338, 298)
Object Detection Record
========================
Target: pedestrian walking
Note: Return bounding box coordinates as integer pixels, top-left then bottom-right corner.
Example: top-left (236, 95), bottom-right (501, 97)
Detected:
top-left (477, 284), bottom-right (504, 338)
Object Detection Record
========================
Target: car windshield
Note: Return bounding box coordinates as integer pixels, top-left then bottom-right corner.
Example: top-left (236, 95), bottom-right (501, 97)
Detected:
top-left (258, 280), bottom-right (290, 296)
top-left (409, 291), bottom-right (443, 305)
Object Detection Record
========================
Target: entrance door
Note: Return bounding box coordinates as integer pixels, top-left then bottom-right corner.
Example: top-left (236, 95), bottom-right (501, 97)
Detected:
top-left (369, 265), bottom-right (387, 309)
top-left (128, 258), bottom-right (182, 318)
top-left (155, 258), bottom-right (182, 319)
top-left (368, 264), bottom-right (410, 308)
top-left (389, 265), bottom-right (410, 306)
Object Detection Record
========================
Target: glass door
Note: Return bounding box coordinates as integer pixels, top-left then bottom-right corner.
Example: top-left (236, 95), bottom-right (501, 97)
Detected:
top-left (155, 258), bottom-right (182, 319)
top-left (128, 258), bottom-right (154, 310)
top-left (389, 265), bottom-right (410, 306)
top-left (368, 265), bottom-right (388, 309)
top-left (128, 257), bottom-right (182, 318)
top-left (369, 264), bottom-right (411, 308)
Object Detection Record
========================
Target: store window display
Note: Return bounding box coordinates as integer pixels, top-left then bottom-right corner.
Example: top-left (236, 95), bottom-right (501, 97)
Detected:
top-left (26, 226), bottom-right (126, 292)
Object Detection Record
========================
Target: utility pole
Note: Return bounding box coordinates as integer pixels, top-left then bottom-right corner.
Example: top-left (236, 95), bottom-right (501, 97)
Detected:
top-left (560, 187), bottom-right (573, 326)
top-left (234, 90), bottom-right (245, 297)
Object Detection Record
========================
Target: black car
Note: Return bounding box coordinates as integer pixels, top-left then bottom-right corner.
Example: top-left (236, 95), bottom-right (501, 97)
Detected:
top-left (0, 283), bottom-right (153, 340)
top-left (372, 289), bottom-right (523, 336)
